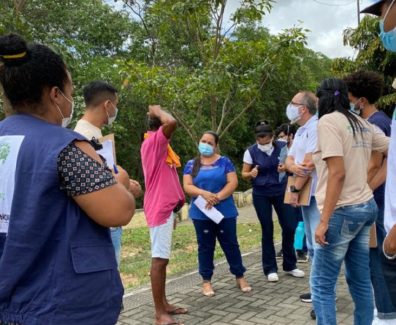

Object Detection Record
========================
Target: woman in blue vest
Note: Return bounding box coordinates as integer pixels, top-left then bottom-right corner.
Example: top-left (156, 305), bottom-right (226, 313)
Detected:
top-left (242, 121), bottom-right (304, 282)
top-left (0, 34), bottom-right (135, 325)
top-left (183, 131), bottom-right (251, 297)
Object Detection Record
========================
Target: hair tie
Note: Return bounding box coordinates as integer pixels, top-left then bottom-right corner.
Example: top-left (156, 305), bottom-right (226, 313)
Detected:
top-left (1, 51), bottom-right (27, 60)
top-left (334, 90), bottom-right (340, 96)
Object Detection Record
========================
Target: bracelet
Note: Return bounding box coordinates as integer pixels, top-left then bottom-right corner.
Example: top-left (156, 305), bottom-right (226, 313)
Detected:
top-left (382, 239), bottom-right (396, 260)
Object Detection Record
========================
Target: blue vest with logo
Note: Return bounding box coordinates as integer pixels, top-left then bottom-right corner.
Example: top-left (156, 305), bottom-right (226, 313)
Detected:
top-left (248, 141), bottom-right (287, 196)
top-left (0, 114), bottom-right (122, 325)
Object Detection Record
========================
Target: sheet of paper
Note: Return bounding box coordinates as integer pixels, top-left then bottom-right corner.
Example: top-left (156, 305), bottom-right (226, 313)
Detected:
top-left (97, 140), bottom-right (115, 168)
top-left (193, 195), bottom-right (224, 224)
top-left (98, 134), bottom-right (116, 165)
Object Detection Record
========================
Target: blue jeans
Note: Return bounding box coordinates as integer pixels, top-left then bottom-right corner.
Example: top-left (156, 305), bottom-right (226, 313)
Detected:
top-left (311, 199), bottom-right (377, 325)
top-left (253, 193), bottom-right (297, 275)
top-left (110, 227), bottom-right (122, 268)
top-left (301, 196), bottom-right (321, 258)
top-left (192, 218), bottom-right (246, 281)
top-left (370, 200), bottom-right (396, 319)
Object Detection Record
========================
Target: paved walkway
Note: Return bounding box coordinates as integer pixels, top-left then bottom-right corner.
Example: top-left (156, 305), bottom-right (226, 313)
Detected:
top-left (118, 205), bottom-right (355, 325)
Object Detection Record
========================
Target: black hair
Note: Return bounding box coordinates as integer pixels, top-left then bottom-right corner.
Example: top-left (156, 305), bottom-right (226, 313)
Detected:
top-left (83, 80), bottom-right (118, 107)
top-left (316, 78), bottom-right (365, 137)
top-left (0, 33), bottom-right (68, 111)
top-left (343, 70), bottom-right (384, 104)
top-left (255, 120), bottom-right (273, 136)
top-left (191, 131), bottom-right (219, 178)
top-left (147, 116), bottom-right (162, 131)
top-left (275, 123), bottom-right (297, 138)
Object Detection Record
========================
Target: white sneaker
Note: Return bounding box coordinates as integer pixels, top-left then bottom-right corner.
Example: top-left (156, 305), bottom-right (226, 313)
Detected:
top-left (287, 268), bottom-right (305, 278)
top-left (267, 273), bottom-right (279, 282)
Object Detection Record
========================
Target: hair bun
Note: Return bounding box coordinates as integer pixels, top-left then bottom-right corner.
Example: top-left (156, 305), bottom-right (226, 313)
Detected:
top-left (0, 33), bottom-right (29, 66)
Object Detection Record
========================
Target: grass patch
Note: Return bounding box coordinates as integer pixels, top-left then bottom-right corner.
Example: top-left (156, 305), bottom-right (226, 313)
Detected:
top-left (120, 220), bottom-right (281, 289)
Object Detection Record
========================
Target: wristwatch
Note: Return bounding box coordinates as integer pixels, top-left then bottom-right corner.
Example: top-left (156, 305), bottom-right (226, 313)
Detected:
top-left (290, 185), bottom-right (300, 193)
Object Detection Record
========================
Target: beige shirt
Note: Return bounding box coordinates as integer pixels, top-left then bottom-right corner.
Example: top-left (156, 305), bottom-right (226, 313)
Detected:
top-left (314, 111), bottom-right (389, 213)
top-left (74, 119), bottom-right (102, 140)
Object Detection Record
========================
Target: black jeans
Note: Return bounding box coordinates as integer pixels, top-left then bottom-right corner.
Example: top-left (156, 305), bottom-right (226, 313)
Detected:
top-left (192, 218), bottom-right (246, 281)
top-left (253, 193), bottom-right (297, 275)
top-left (381, 248), bottom-right (396, 310)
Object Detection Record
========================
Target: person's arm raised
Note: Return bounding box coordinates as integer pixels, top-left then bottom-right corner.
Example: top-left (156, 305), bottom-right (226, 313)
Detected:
top-left (72, 140), bottom-right (135, 227)
top-left (148, 105), bottom-right (177, 139)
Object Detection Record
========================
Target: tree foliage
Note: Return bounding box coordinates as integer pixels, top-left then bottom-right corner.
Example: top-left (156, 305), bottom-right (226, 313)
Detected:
top-left (333, 15), bottom-right (396, 115)
top-left (0, 0), bottom-right (332, 194)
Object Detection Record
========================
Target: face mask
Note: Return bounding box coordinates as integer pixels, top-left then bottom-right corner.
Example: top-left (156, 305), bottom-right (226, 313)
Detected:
top-left (380, 0), bottom-right (396, 52)
top-left (107, 104), bottom-right (118, 126)
top-left (198, 142), bottom-right (214, 156)
top-left (257, 143), bottom-right (273, 153)
top-left (277, 138), bottom-right (288, 143)
top-left (286, 104), bottom-right (301, 123)
top-left (349, 102), bottom-right (360, 115)
top-left (56, 91), bottom-right (74, 128)
top-left (380, 20), bottom-right (396, 52)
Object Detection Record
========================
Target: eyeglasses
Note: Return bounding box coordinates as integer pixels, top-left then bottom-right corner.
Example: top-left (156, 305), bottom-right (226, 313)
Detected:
top-left (290, 101), bottom-right (305, 107)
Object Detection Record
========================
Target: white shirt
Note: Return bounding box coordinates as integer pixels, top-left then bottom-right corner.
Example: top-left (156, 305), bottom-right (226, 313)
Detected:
top-left (288, 115), bottom-right (318, 195)
top-left (74, 119), bottom-right (102, 140)
top-left (243, 144), bottom-right (274, 164)
top-left (385, 108), bottom-right (396, 233)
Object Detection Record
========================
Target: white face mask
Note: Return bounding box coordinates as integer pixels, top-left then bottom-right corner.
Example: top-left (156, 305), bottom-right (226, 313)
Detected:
top-left (56, 91), bottom-right (74, 128)
top-left (286, 103), bottom-right (301, 124)
top-left (107, 104), bottom-right (118, 126)
top-left (257, 143), bottom-right (273, 153)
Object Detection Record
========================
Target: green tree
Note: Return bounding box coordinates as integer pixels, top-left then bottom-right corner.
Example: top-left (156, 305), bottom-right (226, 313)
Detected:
top-left (333, 15), bottom-right (396, 115)
top-left (0, 0), bottom-right (332, 194)
top-left (119, 0), bottom-right (328, 144)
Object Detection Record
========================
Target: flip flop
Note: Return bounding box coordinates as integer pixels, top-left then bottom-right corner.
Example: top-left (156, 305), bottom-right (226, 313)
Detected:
top-left (168, 307), bottom-right (188, 315)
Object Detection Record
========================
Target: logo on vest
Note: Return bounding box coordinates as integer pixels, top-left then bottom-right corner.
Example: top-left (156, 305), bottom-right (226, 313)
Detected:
top-left (0, 142), bottom-right (11, 165)
top-left (0, 212), bottom-right (10, 234)
top-left (0, 213), bottom-right (10, 222)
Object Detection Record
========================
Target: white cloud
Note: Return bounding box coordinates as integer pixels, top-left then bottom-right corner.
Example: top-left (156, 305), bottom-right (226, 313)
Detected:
top-left (259, 0), bottom-right (379, 58)
top-left (106, 0), bottom-right (378, 59)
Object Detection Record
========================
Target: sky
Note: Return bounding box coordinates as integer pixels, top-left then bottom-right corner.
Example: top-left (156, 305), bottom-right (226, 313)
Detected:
top-left (106, 0), bottom-right (378, 59)
top-left (228, 0), bottom-right (376, 59)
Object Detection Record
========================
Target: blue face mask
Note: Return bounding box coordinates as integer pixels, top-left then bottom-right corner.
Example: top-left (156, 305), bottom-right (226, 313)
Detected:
top-left (198, 142), bottom-right (214, 156)
top-left (349, 103), bottom-right (360, 115)
top-left (349, 101), bottom-right (361, 115)
top-left (380, 20), bottom-right (396, 52)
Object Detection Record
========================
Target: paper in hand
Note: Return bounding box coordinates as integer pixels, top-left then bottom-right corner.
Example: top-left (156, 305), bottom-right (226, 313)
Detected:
top-left (97, 140), bottom-right (115, 168)
top-left (193, 195), bottom-right (224, 224)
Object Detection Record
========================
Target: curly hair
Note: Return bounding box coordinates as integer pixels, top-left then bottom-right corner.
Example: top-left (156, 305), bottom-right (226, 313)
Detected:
top-left (343, 70), bottom-right (384, 104)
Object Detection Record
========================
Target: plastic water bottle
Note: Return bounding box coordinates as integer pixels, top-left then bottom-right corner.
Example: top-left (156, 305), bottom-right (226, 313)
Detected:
top-left (294, 221), bottom-right (305, 250)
